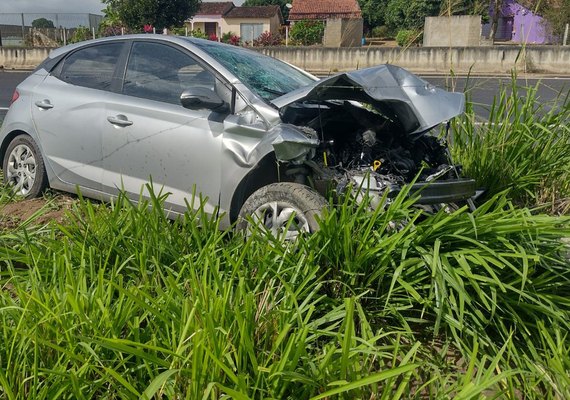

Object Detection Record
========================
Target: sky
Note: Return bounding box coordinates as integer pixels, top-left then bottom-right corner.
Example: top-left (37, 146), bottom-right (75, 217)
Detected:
top-left (0, 0), bottom-right (244, 15)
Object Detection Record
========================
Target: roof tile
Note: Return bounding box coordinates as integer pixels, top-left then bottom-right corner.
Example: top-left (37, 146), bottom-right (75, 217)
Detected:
top-left (225, 5), bottom-right (282, 21)
top-left (196, 2), bottom-right (235, 16)
top-left (288, 0), bottom-right (361, 20)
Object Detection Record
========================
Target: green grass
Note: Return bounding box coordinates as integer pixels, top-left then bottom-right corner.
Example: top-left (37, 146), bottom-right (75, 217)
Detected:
top-left (1, 81), bottom-right (569, 398)
top-left (450, 75), bottom-right (570, 214)
top-left (0, 184), bottom-right (568, 399)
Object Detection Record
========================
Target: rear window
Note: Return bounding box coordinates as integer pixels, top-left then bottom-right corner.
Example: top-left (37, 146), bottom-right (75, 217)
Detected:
top-left (60, 43), bottom-right (123, 91)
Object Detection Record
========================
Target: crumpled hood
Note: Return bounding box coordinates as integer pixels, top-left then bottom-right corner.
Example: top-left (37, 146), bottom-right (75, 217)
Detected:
top-left (272, 64), bottom-right (465, 135)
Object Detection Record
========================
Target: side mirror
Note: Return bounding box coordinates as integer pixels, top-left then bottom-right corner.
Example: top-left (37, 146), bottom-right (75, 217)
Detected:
top-left (180, 88), bottom-right (228, 112)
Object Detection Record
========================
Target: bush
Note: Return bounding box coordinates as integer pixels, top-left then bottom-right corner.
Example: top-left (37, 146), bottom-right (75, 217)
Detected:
top-left (221, 31), bottom-right (241, 45)
top-left (69, 26), bottom-right (91, 44)
top-left (371, 25), bottom-right (389, 38)
top-left (253, 31), bottom-right (282, 46)
top-left (395, 29), bottom-right (420, 46)
top-left (169, 26), bottom-right (187, 36)
top-left (290, 20), bottom-right (325, 46)
top-left (189, 29), bottom-right (207, 39)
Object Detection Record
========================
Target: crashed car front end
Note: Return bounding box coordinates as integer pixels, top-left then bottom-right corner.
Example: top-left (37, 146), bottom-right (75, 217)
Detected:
top-left (267, 64), bottom-right (476, 208)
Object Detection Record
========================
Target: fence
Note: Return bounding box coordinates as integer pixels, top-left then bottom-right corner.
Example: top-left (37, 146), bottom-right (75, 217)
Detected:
top-left (0, 13), bottom-right (103, 47)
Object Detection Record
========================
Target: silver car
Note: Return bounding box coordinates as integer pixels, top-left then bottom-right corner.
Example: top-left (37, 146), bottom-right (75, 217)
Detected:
top-left (0, 35), bottom-right (475, 235)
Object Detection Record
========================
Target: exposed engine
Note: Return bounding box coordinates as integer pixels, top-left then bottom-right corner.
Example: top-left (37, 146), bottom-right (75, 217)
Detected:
top-left (281, 100), bottom-right (461, 199)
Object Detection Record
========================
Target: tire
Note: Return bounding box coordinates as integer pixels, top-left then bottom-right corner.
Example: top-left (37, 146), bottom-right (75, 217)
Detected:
top-left (3, 134), bottom-right (48, 198)
top-left (237, 182), bottom-right (328, 240)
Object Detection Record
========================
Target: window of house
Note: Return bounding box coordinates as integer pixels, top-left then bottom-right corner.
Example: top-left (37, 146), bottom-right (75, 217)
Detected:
top-left (240, 23), bottom-right (264, 43)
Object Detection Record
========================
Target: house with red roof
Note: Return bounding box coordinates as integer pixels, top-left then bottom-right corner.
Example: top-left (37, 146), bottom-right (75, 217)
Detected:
top-left (288, 0), bottom-right (363, 47)
top-left (188, 2), bottom-right (283, 42)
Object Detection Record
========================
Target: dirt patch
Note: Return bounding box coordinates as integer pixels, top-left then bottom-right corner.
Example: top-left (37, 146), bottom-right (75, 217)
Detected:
top-left (0, 194), bottom-right (76, 231)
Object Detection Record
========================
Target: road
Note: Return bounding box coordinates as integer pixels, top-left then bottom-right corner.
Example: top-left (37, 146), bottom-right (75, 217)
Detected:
top-left (1, 70), bottom-right (569, 121)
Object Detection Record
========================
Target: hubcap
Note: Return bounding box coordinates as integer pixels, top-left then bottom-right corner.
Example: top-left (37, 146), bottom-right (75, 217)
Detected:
top-left (6, 144), bottom-right (36, 196)
top-left (251, 201), bottom-right (310, 240)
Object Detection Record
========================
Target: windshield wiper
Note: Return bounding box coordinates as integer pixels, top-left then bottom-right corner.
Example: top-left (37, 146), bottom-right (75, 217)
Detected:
top-left (261, 87), bottom-right (285, 96)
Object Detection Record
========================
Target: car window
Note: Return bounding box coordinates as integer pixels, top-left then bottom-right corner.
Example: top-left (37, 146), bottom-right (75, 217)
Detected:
top-left (123, 42), bottom-right (217, 106)
top-left (60, 43), bottom-right (123, 91)
top-left (189, 38), bottom-right (316, 102)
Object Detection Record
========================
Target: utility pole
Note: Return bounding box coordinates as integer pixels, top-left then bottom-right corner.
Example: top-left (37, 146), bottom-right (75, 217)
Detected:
top-left (564, 23), bottom-right (569, 46)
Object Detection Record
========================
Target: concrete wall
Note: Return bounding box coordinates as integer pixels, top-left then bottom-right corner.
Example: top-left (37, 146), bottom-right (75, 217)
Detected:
top-left (324, 18), bottom-right (363, 47)
top-left (424, 16), bottom-right (482, 47)
top-left (259, 46), bottom-right (570, 75)
top-left (2, 45), bottom-right (570, 75)
top-left (0, 47), bottom-right (51, 69)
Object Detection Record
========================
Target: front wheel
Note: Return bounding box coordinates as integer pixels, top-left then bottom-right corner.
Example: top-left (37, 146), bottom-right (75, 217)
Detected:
top-left (3, 134), bottom-right (48, 198)
top-left (237, 182), bottom-right (328, 240)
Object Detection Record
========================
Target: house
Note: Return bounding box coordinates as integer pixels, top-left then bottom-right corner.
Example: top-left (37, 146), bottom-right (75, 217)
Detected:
top-left (224, 6), bottom-right (283, 43)
top-left (287, 0), bottom-right (363, 47)
top-left (188, 2), bottom-right (283, 42)
top-left (482, 0), bottom-right (553, 44)
top-left (188, 2), bottom-right (234, 39)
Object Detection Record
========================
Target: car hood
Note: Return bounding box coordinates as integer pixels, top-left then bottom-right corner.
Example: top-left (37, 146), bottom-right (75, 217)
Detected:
top-left (272, 64), bottom-right (465, 135)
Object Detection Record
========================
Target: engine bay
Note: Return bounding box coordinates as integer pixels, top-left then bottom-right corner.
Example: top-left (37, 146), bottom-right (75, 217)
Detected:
top-left (280, 100), bottom-right (465, 201)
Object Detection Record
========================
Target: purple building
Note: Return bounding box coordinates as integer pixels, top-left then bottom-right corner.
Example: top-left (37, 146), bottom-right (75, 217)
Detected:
top-left (482, 0), bottom-right (553, 44)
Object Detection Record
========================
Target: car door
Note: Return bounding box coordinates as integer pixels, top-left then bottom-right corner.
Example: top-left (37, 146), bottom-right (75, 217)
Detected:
top-left (31, 42), bottom-right (125, 192)
top-left (101, 40), bottom-right (227, 216)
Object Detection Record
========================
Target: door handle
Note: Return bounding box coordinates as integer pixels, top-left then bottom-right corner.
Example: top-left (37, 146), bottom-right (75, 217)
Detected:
top-left (107, 115), bottom-right (133, 127)
top-left (34, 100), bottom-right (54, 110)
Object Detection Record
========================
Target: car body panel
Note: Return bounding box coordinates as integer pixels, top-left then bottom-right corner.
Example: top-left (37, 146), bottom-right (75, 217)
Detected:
top-left (272, 64), bottom-right (465, 135)
top-left (31, 76), bottom-right (107, 192)
top-left (101, 91), bottom-right (225, 216)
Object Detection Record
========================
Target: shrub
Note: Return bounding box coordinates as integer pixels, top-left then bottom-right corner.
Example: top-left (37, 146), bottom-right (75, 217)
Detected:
top-left (253, 31), bottom-right (282, 46)
top-left (208, 33), bottom-right (218, 41)
top-left (189, 29), bottom-right (207, 39)
top-left (69, 26), bottom-right (91, 44)
top-left (395, 29), bottom-right (420, 46)
top-left (98, 25), bottom-right (132, 37)
top-left (290, 20), bottom-right (325, 46)
top-left (221, 31), bottom-right (241, 45)
top-left (169, 26), bottom-right (187, 35)
top-left (371, 25), bottom-right (389, 38)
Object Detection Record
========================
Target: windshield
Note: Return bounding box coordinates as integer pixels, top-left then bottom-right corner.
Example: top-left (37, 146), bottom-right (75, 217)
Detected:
top-left (188, 38), bottom-right (316, 102)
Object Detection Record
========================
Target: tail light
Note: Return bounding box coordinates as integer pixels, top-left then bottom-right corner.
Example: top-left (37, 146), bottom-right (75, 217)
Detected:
top-left (10, 90), bottom-right (20, 106)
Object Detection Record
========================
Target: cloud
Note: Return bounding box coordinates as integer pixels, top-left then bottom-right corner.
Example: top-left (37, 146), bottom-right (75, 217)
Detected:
top-left (1, 0), bottom-right (105, 15)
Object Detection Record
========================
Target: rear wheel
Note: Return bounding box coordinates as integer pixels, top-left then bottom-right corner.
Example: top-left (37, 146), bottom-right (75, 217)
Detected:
top-left (3, 135), bottom-right (48, 198)
top-left (237, 182), bottom-right (327, 240)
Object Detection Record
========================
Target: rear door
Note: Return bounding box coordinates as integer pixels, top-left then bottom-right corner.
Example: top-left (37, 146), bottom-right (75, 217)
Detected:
top-left (31, 42), bottom-right (125, 192)
top-left (101, 40), bottom-right (228, 216)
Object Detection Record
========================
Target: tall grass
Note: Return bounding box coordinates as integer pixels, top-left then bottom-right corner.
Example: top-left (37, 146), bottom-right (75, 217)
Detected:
top-left (0, 185), bottom-right (568, 399)
top-left (450, 76), bottom-right (570, 213)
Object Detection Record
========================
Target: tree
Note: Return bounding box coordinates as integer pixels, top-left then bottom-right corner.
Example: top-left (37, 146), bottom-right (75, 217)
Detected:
top-left (31, 18), bottom-right (55, 29)
top-left (101, 0), bottom-right (200, 30)
top-left (243, 0), bottom-right (290, 20)
top-left (385, 0), bottom-right (489, 34)
top-left (358, 0), bottom-right (387, 30)
top-left (519, 0), bottom-right (570, 39)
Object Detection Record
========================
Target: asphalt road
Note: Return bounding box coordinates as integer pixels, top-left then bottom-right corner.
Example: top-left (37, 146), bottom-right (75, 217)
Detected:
top-left (1, 70), bottom-right (569, 121)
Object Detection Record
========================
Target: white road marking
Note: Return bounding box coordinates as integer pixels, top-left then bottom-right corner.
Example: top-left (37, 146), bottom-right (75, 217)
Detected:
top-left (0, 107), bottom-right (9, 110)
